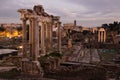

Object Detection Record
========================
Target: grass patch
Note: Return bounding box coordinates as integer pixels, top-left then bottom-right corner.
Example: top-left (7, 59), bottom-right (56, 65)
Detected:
top-left (45, 52), bottom-right (62, 58)
top-left (38, 51), bottom-right (62, 67)
top-left (99, 52), bottom-right (117, 63)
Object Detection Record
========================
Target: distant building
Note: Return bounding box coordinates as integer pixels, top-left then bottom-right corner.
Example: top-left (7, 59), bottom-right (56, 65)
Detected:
top-left (80, 27), bottom-right (91, 32)
top-left (0, 23), bottom-right (22, 38)
top-left (63, 23), bottom-right (74, 30)
top-left (74, 20), bottom-right (76, 27)
top-left (73, 26), bottom-right (82, 32)
top-left (91, 27), bottom-right (98, 33)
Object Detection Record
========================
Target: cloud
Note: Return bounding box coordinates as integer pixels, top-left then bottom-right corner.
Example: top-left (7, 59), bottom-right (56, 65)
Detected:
top-left (0, 0), bottom-right (120, 27)
top-left (65, 0), bottom-right (120, 18)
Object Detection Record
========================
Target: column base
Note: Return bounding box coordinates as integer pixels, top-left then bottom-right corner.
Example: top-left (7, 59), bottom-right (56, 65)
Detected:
top-left (21, 59), bottom-right (44, 77)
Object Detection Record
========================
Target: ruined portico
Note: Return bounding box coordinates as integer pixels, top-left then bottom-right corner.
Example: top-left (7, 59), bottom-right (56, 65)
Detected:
top-left (98, 28), bottom-right (106, 43)
top-left (18, 5), bottom-right (61, 75)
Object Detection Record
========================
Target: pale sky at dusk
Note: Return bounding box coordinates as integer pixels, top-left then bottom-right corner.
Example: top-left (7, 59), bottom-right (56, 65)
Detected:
top-left (0, 0), bottom-right (120, 27)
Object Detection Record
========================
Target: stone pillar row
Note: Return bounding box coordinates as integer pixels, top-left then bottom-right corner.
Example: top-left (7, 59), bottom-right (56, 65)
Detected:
top-left (40, 21), bottom-right (55, 54)
top-left (21, 17), bottom-right (61, 58)
top-left (98, 31), bottom-right (106, 43)
top-left (18, 7), bottom-right (61, 75)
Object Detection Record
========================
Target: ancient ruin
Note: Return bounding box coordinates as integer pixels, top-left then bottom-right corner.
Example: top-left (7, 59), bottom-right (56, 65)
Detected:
top-left (98, 28), bottom-right (106, 43)
top-left (18, 5), bottom-right (61, 76)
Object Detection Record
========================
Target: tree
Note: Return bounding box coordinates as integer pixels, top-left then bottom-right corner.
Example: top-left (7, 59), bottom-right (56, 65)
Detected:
top-left (16, 27), bottom-right (22, 31)
top-left (102, 24), bottom-right (109, 29)
top-left (0, 26), bottom-right (5, 32)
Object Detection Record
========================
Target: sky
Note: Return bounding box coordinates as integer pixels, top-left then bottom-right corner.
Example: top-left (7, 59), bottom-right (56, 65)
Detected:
top-left (0, 0), bottom-right (120, 27)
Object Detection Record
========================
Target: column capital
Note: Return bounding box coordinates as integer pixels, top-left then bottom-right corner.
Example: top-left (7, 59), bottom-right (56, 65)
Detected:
top-left (58, 22), bottom-right (61, 25)
top-left (20, 18), bottom-right (27, 21)
top-left (29, 17), bottom-right (37, 21)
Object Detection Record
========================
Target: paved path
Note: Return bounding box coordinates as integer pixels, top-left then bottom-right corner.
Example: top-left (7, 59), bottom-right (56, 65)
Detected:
top-left (79, 49), bottom-right (91, 63)
top-left (91, 49), bottom-right (100, 62)
top-left (68, 45), bottom-right (82, 62)
top-left (67, 44), bottom-right (100, 64)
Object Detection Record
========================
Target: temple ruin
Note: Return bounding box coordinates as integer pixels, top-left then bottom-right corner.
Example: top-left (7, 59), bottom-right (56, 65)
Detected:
top-left (98, 28), bottom-right (106, 43)
top-left (18, 5), bottom-right (61, 76)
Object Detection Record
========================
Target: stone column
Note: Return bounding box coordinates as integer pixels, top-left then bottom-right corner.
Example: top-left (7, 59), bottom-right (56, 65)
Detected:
top-left (29, 20), bottom-right (32, 44)
top-left (57, 22), bottom-right (61, 53)
top-left (46, 22), bottom-right (50, 51)
top-left (102, 31), bottom-right (104, 42)
top-left (100, 31), bottom-right (102, 42)
top-left (104, 31), bottom-right (106, 42)
top-left (50, 22), bottom-right (53, 49)
top-left (31, 17), bottom-right (39, 61)
top-left (46, 22), bottom-right (49, 41)
top-left (21, 18), bottom-right (27, 57)
top-left (36, 20), bottom-right (40, 57)
top-left (98, 31), bottom-right (100, 42)
top-left (44, 22), bottom-right (46, 53)
top-left (100, 31), bottom-right (101, 42)
top-left (45, 22), bottom-right (49, 52)
top-left (41, 22), bottom-right (45, 55)
top-left (29, 19), bottom-right (32, 58)
top-left (38, 22), bottom-right (41, 56)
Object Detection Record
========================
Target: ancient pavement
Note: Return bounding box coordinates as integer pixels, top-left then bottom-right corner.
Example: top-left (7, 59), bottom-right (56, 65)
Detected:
top-left (67, 44), bottom-right (100, 64)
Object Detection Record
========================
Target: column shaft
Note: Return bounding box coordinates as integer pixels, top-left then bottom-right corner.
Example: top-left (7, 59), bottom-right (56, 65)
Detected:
top-left (46, 22), bottom-right (49, 52)
top-left (31, 18), bottom-right (39, 61)
top-left (50, 23), bottom-right (53, 49)
top-left (101, 31), bottom-right (103, 42)
top-left (104, 31), bottom-right (106, 42)
top-left (57, 22), bottom-right (61, 53)
top-left (29, 20), bottom-right (32, 58)
top-left (22, 19), bottom-right (27, 57)
top-left (41, 22), bottom-right (45, 55)
top-left (98, 31), bottom-right (100, 42)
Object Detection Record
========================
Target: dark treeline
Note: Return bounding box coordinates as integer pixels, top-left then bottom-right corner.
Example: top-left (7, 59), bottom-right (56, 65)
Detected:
top-left (102, 21), bottom-right (120, 34)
